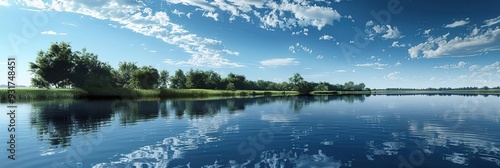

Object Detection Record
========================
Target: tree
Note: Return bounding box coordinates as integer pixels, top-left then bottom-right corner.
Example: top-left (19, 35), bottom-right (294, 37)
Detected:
top-left (129, 66), bottom-right (160, 89)
top-left (71, 48), bottom-right (114, 88)
top-left (226, 82), bottom-right (235, 91)
top-left (297, 81), bottom-right (314, 94)
top-left (159, 70), bottom-right (169, 88)
top-left (315, 82), bottom-right (330, 91)
top-left (226, 73), bottom-right (246, 90)
top-left (205, 70), bottom-right (221, 89)
top-left (115, 62), bottom-right (138, 88)
top-left (169, 69), bottom-right (187, 89)
top-left (289, 73), bottom-right (304, 87)
top-left (186, 69), bottom-right (208, 89)
top-left (29, 42), bottom-right (75, 88)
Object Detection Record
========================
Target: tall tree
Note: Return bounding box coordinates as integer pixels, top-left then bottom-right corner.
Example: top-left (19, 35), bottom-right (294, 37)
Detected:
top-left (129, 66), bottom-right (160, 89)
top-left (116, 62), bottom-right (138, 88)
top-left (169, 69), bottom-right (187, 89)
top-left (185, 69), bottom-right (208, 89)
top-left (159, 70), bottom-right (169, 88)
top-left (29, 42), bottom-right (75, 88)
top-left (71, 48), bottom-right (114, 88)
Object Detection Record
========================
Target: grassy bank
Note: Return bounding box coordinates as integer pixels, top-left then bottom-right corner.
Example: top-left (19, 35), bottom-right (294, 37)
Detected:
top-left (0, 88), bottom-right (299, 101)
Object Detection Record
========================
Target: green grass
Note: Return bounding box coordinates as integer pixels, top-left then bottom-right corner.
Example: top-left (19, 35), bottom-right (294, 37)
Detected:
top-left (0, 88), bottom-right (299, 101)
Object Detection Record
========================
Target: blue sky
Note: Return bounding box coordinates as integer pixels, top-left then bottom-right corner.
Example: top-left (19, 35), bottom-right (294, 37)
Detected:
top-left (1, 0), bottom-right (500, 89)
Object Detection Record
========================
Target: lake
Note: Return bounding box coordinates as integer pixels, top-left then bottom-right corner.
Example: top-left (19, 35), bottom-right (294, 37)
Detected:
top-left (1, 95), bottom-right (500, 168)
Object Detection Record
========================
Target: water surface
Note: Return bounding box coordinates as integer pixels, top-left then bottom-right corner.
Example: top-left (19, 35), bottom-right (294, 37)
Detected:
top-left (1, 95), bottom-right (500, 167)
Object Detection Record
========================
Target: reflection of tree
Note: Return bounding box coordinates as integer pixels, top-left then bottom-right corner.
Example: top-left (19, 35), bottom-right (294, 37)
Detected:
top-left (118, 100), bottom-right (159, 125)
top-left (30, 100), bottom-right (160, 147)
top-left (171, 100), bottom-right (186, 119)
top-left (186, 100), bottom-right (222, 118)
top-left (30, 100), bottom-right (114, 148)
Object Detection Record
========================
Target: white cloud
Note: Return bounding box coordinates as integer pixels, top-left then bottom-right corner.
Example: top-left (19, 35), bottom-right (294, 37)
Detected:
top-left (444, 18), bottom-right (469, 28)
top-left (409, 27), bottom-right (500, 58)
top-left (168, 0), bottom-right (341, 30)
top-left (202, 11), bottom-right (219, 21)
top-left (381, 25), bottom-right (402, 39)
top-left (366, 22), bottom-right (403, 40)
top-left (0, 0), bottom-right (10, 6)
top-left (355, 62), bottom-right (388, 70)
top-left (484, 15), bottom-right (500, 27)
top-left (260, 58), bottom-right (299, 67)
top-left (62, 22), bottom-right (77, 26)
top-left (434, 61), bottom-right (468, 69)
top-left (319, 34), bottom-right (334, 41)
top-left (172, 9), bottom-right (185, 17)
top-left (391, 41), bottom-right (406, 48)
top-left (149, 50), bottom-right (157, 53)
top-left (20, 0), bottom-right (242, 68)
top-left (394, 61), bottom-right (401, 67)
top-left (289, 42), bottom-right (312, 54)
top-left (468, 62), bottom-right (500, 72)
top-left (423, 29), bottom-right (432, 35)
top-left (384, 71), bottom-right (400, 80)
top-left (335, 69), bottom-right (346, 72)
top-left (40, 30), bottom-right (67, 35)
top-left (316, 55), bottom-right (323, 59)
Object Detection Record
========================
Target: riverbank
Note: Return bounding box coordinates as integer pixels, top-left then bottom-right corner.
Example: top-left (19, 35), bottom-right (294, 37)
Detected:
top-left (2, 88), bottom-right (500, 101)
top-left (0, 88), bottom-right (300, 101)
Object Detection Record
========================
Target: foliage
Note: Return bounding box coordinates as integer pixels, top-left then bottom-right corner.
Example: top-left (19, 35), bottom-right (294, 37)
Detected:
top-left (226, 82), bottom-right (236, 91)
top-left (159, 70), bottom-right (169, 88)
top-left (29, 42), bottom-right (75, 88)
top-left (129, 66), bottom-right (160, 89)
top-left (115, 62), bottom-right (138, 88)
top-left (169, 69), bottom-right (187, 89)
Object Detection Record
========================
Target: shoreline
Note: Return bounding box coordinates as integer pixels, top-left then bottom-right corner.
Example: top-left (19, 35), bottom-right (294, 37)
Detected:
top-left (1, 88), bottom-right (500, 102)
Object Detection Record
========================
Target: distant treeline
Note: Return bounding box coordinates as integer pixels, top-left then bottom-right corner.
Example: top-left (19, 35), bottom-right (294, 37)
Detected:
top-left (28, 42), bottom-right (370, 94)
top-left (385, 86), bottom-right (500, 90)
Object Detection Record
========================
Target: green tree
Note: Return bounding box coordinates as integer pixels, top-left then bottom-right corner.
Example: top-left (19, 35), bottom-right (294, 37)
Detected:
top-left (129, 66), bottom-right (160, 89)
top-left (71, 48), bottom-right (114, 88)
top-left (169, 69), bottom-right (187, 89)
top-left (159, 70), bottom-right (169, 88)
top-left (289, 73), bottom-right (304, 87)
top-left (226, 82), bottom-right (235, 91)
top-left (226, 73), bottom-right (246, 90)
top-left (315, 82), bottom-right (330, 91)
top-left (186, 69), bottom-right (208, 89)
top-left (297, 81), bottom-right (314, 94)
top-left (115, 62), bottom-right (138, 88)
top-left (29, 42), bottom-right (75, 88)
top-left (205, 70), bottom-right (221, 89)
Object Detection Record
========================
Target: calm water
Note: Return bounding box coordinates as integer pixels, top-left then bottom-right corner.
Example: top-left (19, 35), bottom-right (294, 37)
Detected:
top-left (1, 95), bottom-right (500, 168)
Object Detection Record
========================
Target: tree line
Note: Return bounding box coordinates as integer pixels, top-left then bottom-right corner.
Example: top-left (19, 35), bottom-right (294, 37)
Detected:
top-left (29, 42), bottom-right (369, 94)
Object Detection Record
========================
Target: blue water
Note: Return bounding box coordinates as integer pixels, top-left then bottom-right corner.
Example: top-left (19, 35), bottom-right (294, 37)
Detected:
top-left (1, 95), bottom-right (500, 167)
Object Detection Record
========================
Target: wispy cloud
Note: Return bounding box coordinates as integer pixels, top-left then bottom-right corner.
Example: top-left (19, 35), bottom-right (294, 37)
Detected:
top-left (0, 0), bottom-right (10, 6)
top-left (365, 22), bottom-right (403, 40)
top-left (391, 41), bottom-right (406, 48)
top-left (484, 15), bottom-right (500, 27)
top-left (169, 0), bottom-right (341, 30)
top-left (434, 61), bottom-right (468, 69)
top-left (40, 31), bottom-right (67, 36)
top-left (62, 22), bottom-right (78, 26)
top-left (319, 34), bottom-right (334, 41)
top-left (355, 62), bottom-right (388, 69)
top-left (384, 71), bottom-right (400, 80)
top-left (444, 18), bottom-right (469, 28)
top-left (260, 58), bottom-right (299, 67)
top-left (20, 0), bottom-right (243, 68)
top-left (409, 27), bottom-right (500, 58)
